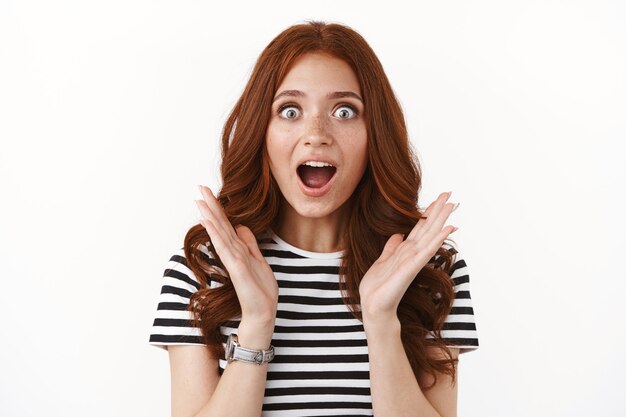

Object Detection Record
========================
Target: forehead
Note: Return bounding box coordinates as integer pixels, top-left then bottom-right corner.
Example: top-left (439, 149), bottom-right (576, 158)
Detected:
top-left (276, 52), bottom-right (361, 94)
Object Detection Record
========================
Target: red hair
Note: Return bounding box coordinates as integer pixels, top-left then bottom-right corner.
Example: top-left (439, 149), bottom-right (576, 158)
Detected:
top-left (184, 20), bottom-right (459, 389)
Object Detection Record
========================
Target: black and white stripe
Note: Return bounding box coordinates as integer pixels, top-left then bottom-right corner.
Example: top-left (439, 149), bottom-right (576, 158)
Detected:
top-left (149, 229), bottom-right (479, 416)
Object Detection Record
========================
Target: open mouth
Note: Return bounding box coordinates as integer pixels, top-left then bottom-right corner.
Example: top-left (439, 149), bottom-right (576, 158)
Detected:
top-left (296, 164), bottom-right (337, 189)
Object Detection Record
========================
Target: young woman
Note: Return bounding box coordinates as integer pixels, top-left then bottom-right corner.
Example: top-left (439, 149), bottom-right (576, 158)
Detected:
top-left (149, 21), bottom-right (479, 417)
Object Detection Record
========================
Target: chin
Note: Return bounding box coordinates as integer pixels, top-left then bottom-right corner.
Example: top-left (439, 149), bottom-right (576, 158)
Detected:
top-left (292, 203), bottom-right (337, 219)
top-left (292, 194), bottom-right (356, 219)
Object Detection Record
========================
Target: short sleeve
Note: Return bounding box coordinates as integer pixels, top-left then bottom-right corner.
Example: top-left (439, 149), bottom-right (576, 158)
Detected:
top-left (148, 246), bottom-right (207, 350)
top-left (426, 245), bottom-right (480, 354)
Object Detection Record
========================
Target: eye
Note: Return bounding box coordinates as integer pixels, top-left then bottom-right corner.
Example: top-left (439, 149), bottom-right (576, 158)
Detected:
top-left (278, 105), bottom-right (301, 119)
top-left (333, 105), bottom-right (357, 119)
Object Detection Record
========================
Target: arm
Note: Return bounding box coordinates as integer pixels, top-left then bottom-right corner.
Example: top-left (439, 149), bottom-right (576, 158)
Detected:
top-left (172, 185), bottom-right (279, 416)
top-left (363, 315), bottom-right (460, 417)
top-left (358, 192), bottom-right (461, 416)
top-left (168, 319), bottom-right (274, 417)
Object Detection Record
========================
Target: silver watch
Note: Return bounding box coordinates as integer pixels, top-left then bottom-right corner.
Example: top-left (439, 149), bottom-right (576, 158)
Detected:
top-left (225, 333), bottom-right (275, 365)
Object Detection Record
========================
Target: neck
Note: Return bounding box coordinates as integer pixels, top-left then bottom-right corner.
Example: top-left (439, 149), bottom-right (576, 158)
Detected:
top-left (272, 200), bottom-right (352, 254)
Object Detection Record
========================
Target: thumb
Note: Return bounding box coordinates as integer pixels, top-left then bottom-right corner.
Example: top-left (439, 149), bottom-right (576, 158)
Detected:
top-left (235, 225), bottom-right (264, 261)
top-left (379, 233), bottom-right (404, 262)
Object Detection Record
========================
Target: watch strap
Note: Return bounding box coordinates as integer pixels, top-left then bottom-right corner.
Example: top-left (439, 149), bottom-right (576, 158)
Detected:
top-left (226, 333), bottom-right (275, 365)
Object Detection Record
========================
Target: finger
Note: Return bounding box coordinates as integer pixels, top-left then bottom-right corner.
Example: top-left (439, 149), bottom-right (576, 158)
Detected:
top-left (235, 224), bottom-right (264, 262)
top-left (420, 200), bottom-right (459, 244)
top-left (196, 199), bottom-right (233, 248)
top-left (199, 217), bottom-right (254, 291)
top-left (408, 199), bottom-right (436, 238)
top-left (417, 192), bottom-right (454, 241)
top-left (198, 216), bottom-right (237, 266)
top-left (407, 192), bottom-right (450, 241)
top-left (428, 225), bottom-right (458, 256)
top-left (197, 185), bottom-right (238, 242)
top-left (195, 191), bottom-right (241, 264)
top-left (419, 199), bottom-right (436, 220)
top-left (379, 233), bottom-right (404, 262)
top-left (411, 224), bottom-right (458, 269)
top-left (198, 185), bottom-right (232, 232)
top-left (416, 197), bottom-right (435, 214)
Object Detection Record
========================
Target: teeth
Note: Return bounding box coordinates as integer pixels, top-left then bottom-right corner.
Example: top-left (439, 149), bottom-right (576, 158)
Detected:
top-left (302, 161), bottom-right (333, 168)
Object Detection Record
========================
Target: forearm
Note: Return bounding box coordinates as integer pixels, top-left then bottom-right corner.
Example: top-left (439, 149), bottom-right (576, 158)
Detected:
top-left (363, 315), bottom-right (442, 417)
top-left (194, 320), bottom-right (274, 417)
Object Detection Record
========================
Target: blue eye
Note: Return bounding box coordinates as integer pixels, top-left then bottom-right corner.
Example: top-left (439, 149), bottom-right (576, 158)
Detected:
top-left (333, 105), bottom-right (357, 119)
top-left (279, 105), bottom-right (301, 119)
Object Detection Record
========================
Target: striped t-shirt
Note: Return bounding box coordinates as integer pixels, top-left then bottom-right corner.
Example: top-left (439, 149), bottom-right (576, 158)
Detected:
top-left (149, 228), bottom-right (479, 416)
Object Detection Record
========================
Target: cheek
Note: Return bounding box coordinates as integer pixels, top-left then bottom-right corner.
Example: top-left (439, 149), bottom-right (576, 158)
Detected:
top-left (266, 132), bottom-right (293, 178)
top-left (267, 123), bottom-right (297, 149)
top-left (355, 138), bottom-right (369, 174)
top-left (345, 126), bottom-right (368, 160)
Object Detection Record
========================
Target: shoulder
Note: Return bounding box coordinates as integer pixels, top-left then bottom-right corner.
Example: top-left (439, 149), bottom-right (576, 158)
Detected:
top-left (158, 247), bottom-right (203, 299)
top-left (149, 244), bottom-right (216, 349)
top-left (162, 242), bottom-right (225, 291)
top-left (446, 244), bottom-right (469, 285)
top-left (428, 242), bottom-right (471, 295)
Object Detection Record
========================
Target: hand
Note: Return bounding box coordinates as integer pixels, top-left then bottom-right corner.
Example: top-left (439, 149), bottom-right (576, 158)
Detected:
top-left (195, 185), bottom-right (278, 323)
top-left (359, 191), bottom-right (459, 324)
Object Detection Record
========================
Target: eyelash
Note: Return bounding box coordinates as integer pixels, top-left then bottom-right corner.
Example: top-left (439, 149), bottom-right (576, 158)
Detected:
top-left (276, 103), bottom-right (359, 119)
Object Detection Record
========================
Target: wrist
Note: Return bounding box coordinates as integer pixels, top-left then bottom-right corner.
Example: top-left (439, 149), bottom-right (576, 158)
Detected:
top-left (225, 333), bottom-right (275, 365)
top-left (236, 318), bottom-right (275, 350)
top-left (362, 313), bottom-right (401, 335)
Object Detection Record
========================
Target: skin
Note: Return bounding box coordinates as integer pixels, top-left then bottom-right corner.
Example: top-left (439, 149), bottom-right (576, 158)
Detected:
top-left (175, 52), bottom-right (462, 417)
top-left (266, 51), bottom-right (368, 253)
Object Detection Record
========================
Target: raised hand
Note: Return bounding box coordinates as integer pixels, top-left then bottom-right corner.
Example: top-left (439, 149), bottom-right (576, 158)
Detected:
top-left (195, 185), bottom-right (278, 324)
top-left (358, 191), bottom-right (459, 325)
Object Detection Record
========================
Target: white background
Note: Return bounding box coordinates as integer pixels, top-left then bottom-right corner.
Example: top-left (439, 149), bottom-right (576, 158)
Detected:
top-left (1, 1), bottom-right (624, 416)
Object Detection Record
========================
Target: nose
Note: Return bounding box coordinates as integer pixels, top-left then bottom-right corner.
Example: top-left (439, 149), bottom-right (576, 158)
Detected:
top-left (303, 115), bottom-right (333, 146)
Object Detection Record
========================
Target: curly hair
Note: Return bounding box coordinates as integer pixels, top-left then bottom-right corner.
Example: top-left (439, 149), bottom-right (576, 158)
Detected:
top-left (183, 20), bottom-right (460, 389)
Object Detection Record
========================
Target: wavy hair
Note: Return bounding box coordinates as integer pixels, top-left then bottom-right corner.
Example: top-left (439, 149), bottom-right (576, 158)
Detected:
top-left (183, 20), bottom-right (459, 389)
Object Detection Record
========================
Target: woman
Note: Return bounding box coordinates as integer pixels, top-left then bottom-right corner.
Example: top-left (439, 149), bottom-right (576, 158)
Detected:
top-left (149, 20), bottom-right (479, 417)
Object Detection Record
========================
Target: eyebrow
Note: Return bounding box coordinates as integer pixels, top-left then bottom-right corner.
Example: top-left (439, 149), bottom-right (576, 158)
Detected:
top-left (272, 90), bottom-right (363, 103)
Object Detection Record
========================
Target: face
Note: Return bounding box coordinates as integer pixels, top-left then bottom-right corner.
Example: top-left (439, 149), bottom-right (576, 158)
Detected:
top-left (265, 52), bottom-right (368, 221)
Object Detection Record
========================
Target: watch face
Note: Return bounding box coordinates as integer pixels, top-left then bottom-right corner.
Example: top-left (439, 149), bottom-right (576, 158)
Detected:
top-left (226, 333), bottom-right (235, 360)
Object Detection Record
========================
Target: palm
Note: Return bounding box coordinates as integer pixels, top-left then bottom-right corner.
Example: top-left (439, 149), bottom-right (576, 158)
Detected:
top-left (359, 191), bottom-right (458, 320)
top-left (196, 185), bottom-right (278, 321)
top-left (359, 241), bottom-right (433, 316)
top-left (222, 234), bottom-right (278, 317)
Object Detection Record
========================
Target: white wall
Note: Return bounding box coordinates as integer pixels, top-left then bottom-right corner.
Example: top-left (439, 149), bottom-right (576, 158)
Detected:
top-left (1, 1), bottom-right (624, 416)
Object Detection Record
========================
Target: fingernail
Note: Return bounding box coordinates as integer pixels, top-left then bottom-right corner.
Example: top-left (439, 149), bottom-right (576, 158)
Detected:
top-left (452, 226), bottom-right (459, 233)
top-left (452, 202), bottom-right (460, 212)
top-left (448, 191), bottom-right (453, 198)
